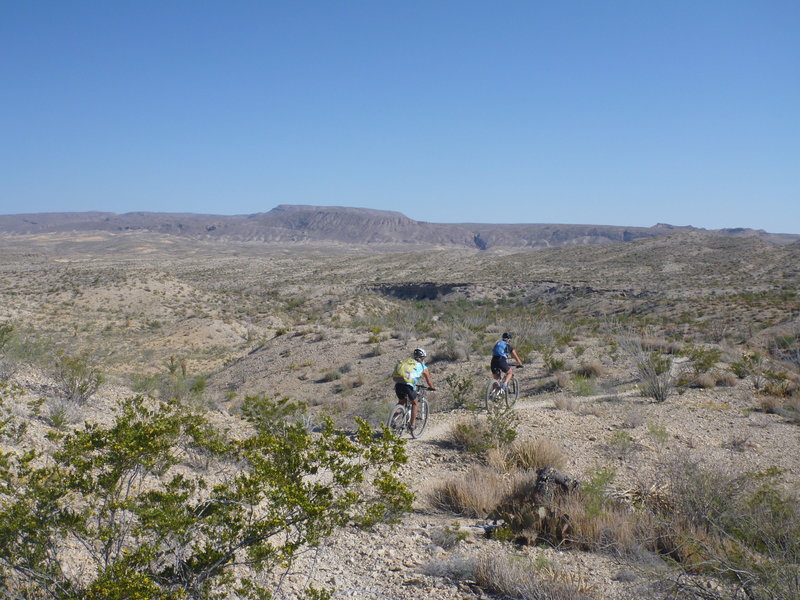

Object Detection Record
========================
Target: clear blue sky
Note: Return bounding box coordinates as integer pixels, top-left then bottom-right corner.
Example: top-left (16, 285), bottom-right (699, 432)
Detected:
top-left (2, 1), bottom-right (798, 233)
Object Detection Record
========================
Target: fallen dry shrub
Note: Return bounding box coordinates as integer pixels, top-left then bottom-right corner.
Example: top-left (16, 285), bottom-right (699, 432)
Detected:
top-left (492, 469), bottom-right (644, 553)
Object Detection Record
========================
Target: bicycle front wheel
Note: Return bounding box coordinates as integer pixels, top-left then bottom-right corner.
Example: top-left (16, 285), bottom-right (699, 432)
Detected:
top-left (506, 376), bottom-right (519, 408)
top-left (410, 398), bottom-right (429, 439)
top-left (387, 405), bottom-right (406, 438)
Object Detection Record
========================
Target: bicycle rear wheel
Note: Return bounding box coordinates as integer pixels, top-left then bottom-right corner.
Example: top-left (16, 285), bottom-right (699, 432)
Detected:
top-left (410, 398), bottom-right (429, 439)
top-left (387, 405), bottom-right (406, 437)
top-left (484, 379), bottom-right (500, 410)
top-left (506, 376), bottom-right (519, 408)
top-left (486, 379), bottom-right (508, 410)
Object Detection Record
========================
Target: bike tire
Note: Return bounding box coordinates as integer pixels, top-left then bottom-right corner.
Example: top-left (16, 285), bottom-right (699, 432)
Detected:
top-left (506, 376), bottom-right (519, 408)
top-left (485, 380), bottom-right (496, 410)
top-left (410, 398), bottom-right (429, 439)
top-left (485, 379), bottom-right (505, 411)
top-left (387, 405), bottom-right (407, 438)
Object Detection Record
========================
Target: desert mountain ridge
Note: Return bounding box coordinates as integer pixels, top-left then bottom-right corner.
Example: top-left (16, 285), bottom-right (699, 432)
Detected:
top-left (1, 204), bottom-right (798, 249)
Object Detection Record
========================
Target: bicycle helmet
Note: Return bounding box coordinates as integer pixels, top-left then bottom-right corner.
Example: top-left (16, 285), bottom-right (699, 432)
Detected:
top-left (413, 348), bottom-right (427, 361)
top-left (502, 332), bottom-right (512, 340)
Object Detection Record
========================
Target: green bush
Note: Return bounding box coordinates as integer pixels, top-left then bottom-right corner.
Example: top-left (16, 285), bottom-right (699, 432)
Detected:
top-left (443, 372), bottom-right (476, 410)
top-left (638, 351), bottom-right (673, 402)
top-left (0, 394), bottom-right (411, 600)
top-left (682, 344), bottom-right (722, 375)
top-left (730, 351), bottom-right (767, 388)
top-left (572, 374), bottom-right (595, 396)
top-left (0, 322), bottom-right (13, 353)
top-left (450, 407), bottom-right (517, 454)
top-left (53, 350), bottom-right (103, 404)
top-left (542, 349), bottom-right (566, 373)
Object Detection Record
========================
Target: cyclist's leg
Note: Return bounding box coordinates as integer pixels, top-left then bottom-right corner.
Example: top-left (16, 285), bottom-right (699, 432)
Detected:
top-left (490, 357), bottom-right (504, 390)
top-left (394, 382), bottom-right (409, 405)
top-left (406, 386), bottom-right (419, 428)
top-left (497, 356), bottom-right (512, 387)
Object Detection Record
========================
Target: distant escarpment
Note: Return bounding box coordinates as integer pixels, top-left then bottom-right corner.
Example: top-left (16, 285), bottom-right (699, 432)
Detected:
top-left (1, 205), bottom-right (797, 249)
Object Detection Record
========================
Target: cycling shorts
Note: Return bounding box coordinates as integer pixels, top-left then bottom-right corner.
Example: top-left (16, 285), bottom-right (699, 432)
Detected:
top-left (394, 382), bottom-right (418, 402)
top-left (491, 355), bottom-right (510, 376)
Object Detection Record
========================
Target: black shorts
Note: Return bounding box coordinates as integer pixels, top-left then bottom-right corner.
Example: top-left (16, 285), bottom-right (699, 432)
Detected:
top-left (491, 355), bottom-right (510, 376)
top-left (394, 382), bottom-right (418, 402)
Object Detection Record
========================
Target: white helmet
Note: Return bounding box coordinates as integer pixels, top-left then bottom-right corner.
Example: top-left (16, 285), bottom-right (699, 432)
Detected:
top-left (413, 348), bottom-right (427, 360)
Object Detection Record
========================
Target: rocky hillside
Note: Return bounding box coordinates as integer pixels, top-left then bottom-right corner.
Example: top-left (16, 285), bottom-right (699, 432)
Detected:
top-left (2, 205), bottom-right (798, 249)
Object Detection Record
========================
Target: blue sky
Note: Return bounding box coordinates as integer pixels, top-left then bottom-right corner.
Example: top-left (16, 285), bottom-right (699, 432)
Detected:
top-left (2, 1), bottom-right (798, 233)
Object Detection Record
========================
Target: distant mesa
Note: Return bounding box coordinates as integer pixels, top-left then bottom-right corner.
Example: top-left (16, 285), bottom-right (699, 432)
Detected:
top-left (0, 205), bottom-right (797, 249)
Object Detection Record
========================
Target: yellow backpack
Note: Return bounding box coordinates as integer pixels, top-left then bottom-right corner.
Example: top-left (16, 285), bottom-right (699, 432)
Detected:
top-left (392, 358), bottom-right (418, 384)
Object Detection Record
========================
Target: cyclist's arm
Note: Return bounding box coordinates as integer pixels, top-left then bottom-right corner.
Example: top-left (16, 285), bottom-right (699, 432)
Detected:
top-left (511, 349), bottom-right (523, 366)
top-left (422, 369), bottom-right (435, 390)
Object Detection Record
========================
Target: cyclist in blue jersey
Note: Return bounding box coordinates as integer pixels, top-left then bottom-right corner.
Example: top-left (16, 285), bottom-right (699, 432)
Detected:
top-left (491, 332), bottom-right (523, 392)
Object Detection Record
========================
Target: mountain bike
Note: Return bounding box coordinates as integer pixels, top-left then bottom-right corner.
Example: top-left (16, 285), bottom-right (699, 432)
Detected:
top-left (485, 365), bottom-right (522, 410)
top-left (387, 386), bottom-right (431, 439)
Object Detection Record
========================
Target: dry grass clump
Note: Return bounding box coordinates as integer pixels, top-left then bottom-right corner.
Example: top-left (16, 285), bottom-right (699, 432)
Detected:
top-left (757, 393), bottom-right (800, 424)
top-left (453, 454), bottom-right (800, 600)
top-left (447, 408), bottom-right (518, 454)
top-left (714, 370), bottom-right (739, 387)
top-left (575, 359), bottom-right (605, 378)
top-left (546, 492), bottom-right (646, 552)
top-left (694, 372), bottom-right (718, 389)
top-left (552, 394), bottom-right (577, 412)
top-left (472, 553), bottom-right (594, 600)
top-left (428, 466), bottom-right (506, 517)
top-left (762, 374), bottom-right (799, 399)
top-left (640, 336), bottom-right (681, 354)
top-left (693, 370), bottom-right (739, 389)
top-left (621, 336), bottom-right (674, 402)
top-left (758, 394), bottom-right (781, 414)
top-left (501, 438), bottom-right (567, 472)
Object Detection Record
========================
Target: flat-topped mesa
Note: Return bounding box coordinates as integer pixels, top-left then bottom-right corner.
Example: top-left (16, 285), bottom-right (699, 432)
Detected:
top-left (1, 206), bottom-right (797, 248)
